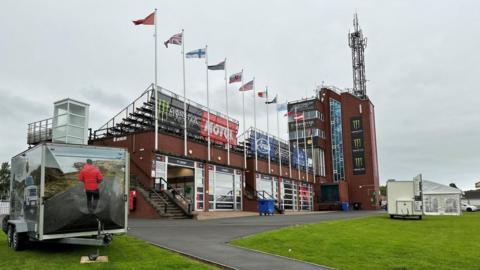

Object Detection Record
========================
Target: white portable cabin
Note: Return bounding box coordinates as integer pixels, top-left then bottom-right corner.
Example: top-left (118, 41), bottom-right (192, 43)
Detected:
top-left (422, 180), bottom-right (462, 216)
top-left (387, 175), bottom-right (423, 219)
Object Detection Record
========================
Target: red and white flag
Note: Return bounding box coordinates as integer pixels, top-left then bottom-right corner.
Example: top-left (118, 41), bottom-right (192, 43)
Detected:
top-left (294, 113), bottom-right (304, 121)
top-left (229, 71), bottom-right (242, 84)
top-left (132, 12), bottom-right (155, 25)
top-left (164, 32), bottom-right (182, 48)
top-left (284, 111), bottom-right (295, 117)
top-left (239, 80), bottom-right (254, 91)
top-left (257, 91), bottom-right (266, 98)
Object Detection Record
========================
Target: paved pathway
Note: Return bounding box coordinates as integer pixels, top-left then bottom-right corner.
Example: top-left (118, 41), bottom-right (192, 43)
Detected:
top-left (128, 211), bottom-right (381, 270)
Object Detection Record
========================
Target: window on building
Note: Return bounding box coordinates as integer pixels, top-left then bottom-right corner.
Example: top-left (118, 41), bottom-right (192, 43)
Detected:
top-left (329, 98), bottom-right (345, 182)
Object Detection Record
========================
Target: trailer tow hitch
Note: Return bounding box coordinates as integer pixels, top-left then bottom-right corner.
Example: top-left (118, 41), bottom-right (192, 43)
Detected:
top-left (88, 218), bottom-right (111, 261)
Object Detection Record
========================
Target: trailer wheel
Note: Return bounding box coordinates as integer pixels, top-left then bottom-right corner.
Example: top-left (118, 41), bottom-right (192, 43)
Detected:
top-left (9, 226), bottom-right (27, 251)
top-left (418, 215), bottom-right (422, 220)
top-left (7, 225), bottom-right (13, 247)
top-left (1, 215), bottom-right (9, 234)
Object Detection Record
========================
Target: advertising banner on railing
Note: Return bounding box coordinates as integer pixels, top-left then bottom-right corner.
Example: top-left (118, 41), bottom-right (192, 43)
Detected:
top-left (249, 132), bottom-right (277, 157)
top-left (156, 92), bottom-right (238, 146)
top-left (200, 112), bottom-right (238, 146)
top-left (249, 131), bottom-right (308, 168)
top-left (291, 146), bottom-right (307, 168)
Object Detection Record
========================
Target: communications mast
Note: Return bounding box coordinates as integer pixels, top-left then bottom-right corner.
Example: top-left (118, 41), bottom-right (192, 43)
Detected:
top-left (348, 13), bottom-right (368, 99)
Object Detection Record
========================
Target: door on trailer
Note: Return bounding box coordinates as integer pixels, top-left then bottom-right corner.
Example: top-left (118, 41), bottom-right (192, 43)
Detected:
top-left (42, 145), bottom-right (126, 235)
top-left (10, 145), bottom-right (42, 235)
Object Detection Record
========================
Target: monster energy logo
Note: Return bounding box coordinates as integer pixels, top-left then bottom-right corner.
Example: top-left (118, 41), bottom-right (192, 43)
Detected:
top-left (353, 138), bottom-right (362, 148)
top-left (157, 100), bottom-right (170, 121)
top-left (354, 157), bottom-right (363, 167)
top-left (352, 119), bottom-right (361, 130)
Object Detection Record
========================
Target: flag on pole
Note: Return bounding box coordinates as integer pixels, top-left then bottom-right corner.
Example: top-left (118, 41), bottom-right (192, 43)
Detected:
top-left (277, 102), bottom-right (288, 111)
top-left (132, 12), bottom-right (155, 25)
top-left (294, 113), bottom-right (304, 121)
top-left (186, 48), bottom-right (206, 58)
top-left (208, 60), bottom-right (225, 70)
top-left (164, 32), bottom-right (182, 47)
top-left (229, 71), bottom-right (242, 84)
top-left (284, 111), bottom-right (295, 117)
top-left (239, 80), bottom-right (254, 91)
top-left (266, 95), bottom-right (277, 104)
top-left (257, 91), bottom-right (266, 98)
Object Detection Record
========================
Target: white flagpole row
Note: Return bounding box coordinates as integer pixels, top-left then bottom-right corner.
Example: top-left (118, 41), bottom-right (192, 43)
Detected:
top-left (205, 45), bottom-right (211, 161)
top-left (182, 29), bottom-right (187, 157)
top-left (224, 58), bottom-right (230, 165)
top-left (154, 8), bottom-right (158, 152)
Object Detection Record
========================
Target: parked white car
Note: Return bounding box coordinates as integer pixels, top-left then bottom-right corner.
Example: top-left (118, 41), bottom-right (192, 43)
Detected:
top-left (461, 203), bottom-right (478, 212)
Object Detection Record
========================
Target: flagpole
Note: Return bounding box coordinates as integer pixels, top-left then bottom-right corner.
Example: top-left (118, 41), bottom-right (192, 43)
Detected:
top-left (288, 139), bottom-right (292, 178)
top-left (266, 87), bottom-right (271, 174)
top-left (182, 29), bottom-right (187, 157)
top-left (295, 107), bottom-right (300, 179)
top-left (253, 77), bottom-right (257, 171)
top-left (287, 99), bottom-right (292, 178)
top-left (224, 58), bottom-right (230, 165)
top-left (241, 70), bottom-right (246, 169)
top-left (205, 45), bottom-right (211, 161)
top-left (311, 134), bottom-right (315, 183)
top-left (276, 103), bottom-right (282, 177)
top-left (303, 114), bottom-right (308, 182)
top-left (154, 8), bottom-right (158, 152)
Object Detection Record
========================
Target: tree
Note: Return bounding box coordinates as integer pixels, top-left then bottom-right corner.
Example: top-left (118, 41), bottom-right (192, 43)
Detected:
top-left (0, 162), bottom-right (10, 199)
top-left (379, 185), bottom-right (387, 196)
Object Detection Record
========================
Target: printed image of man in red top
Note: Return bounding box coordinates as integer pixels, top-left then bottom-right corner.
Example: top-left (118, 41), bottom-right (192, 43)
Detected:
top-left (78, 159), bottom-right (103, 213)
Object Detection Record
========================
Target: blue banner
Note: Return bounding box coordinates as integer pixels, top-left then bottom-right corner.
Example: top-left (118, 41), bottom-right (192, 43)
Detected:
top-left (249, 131), bottom-right (308, 169)
top-left (249, 132), bottom-right (277, 157)
top-left (291, 147), bottom-right (307, 169)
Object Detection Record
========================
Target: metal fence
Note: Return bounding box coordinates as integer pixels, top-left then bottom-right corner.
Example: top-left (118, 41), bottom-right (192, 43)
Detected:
top-left (0, 201), bottom-right (10, 215)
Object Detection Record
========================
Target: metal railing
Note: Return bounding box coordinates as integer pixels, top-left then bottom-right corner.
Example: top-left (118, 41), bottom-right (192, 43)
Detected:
top-left (27, 117), bottom-right (53, 145)
top-left (94, 84), bottom-right (154, 139)
top-left (148, 188), bottom-right (169, 214)
top-left (93, 84), bottom-right (240, 140)
top-left (244, 183), bottom-right (284, 214)
top-left (158, 177), bottom-right (192, 215)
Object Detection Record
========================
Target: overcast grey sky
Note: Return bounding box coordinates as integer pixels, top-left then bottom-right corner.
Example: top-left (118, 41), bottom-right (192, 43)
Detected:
top-left (1, 1), bottom-right (479, 190)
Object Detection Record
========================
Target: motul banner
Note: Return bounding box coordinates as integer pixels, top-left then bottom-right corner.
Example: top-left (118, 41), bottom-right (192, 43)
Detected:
top-left (156, 91), bottom-right (239, 146)
top-left (200, 111), bottom-right (238, 146)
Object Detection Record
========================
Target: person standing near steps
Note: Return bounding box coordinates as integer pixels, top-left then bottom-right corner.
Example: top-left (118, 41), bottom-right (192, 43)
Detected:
top-left (78, 159), bottom-right (103, 213)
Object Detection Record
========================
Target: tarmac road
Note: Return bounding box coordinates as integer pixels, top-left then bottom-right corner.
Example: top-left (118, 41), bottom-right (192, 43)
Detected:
top-left (129, 210), bottom-right (382, 270)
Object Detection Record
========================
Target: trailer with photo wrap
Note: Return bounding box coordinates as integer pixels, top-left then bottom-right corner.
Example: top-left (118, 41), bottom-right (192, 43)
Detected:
top-left (1, 143), bottom-right (129, 251)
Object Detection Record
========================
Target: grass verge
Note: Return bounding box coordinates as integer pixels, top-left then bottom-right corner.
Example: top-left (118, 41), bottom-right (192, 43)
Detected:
top-left (0, 233), bottom-right (216, 270)
top-left (231, 213), bottom-right (480, 270)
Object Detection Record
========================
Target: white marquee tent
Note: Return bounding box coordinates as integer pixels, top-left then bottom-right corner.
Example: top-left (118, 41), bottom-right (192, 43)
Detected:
top-left (422, 180), bottom-right (462, 216)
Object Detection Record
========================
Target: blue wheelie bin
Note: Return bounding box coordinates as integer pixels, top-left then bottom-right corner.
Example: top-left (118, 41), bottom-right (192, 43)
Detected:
top-left (341, 202), bottom-right (349, 211)
top-left (258, 199), bottom-right (275, 215)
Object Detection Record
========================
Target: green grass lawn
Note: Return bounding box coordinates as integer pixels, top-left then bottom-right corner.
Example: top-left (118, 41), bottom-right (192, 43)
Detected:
top-left (0, 233), bottom-right (216, 270)
top-left (232, 213), bottom-right (480, 270)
